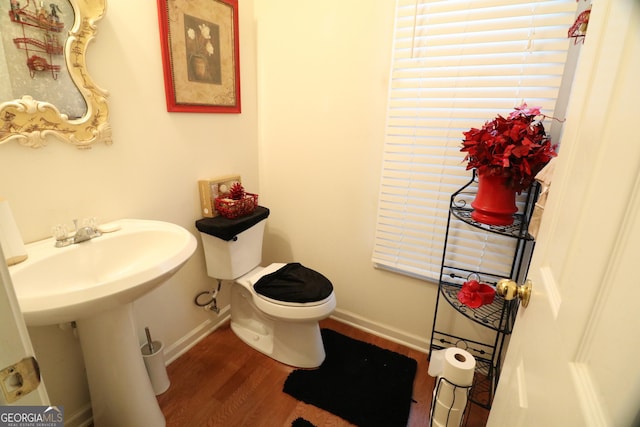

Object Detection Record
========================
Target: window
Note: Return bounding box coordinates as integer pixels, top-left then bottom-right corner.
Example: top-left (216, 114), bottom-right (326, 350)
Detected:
top-left (372, 0), bottom-right (579, 282)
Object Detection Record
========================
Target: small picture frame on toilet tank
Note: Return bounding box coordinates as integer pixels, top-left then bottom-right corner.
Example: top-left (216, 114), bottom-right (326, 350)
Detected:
top-left (198, 174), bottom-right (241, 217)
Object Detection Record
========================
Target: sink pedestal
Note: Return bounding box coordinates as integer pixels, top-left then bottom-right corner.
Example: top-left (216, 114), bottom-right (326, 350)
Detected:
top-left (75, 302), bottom-right (165, 427)
top-left (9, 219), bottom-right (196, 425)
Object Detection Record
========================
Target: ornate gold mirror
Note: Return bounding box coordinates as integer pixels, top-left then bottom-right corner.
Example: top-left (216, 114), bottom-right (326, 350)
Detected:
top-left (0, 0), bottom-right (110, 149)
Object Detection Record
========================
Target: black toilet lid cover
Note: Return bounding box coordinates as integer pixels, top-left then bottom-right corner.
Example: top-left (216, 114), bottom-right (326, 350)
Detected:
top-left (253, 263), bottom-right (333, 303)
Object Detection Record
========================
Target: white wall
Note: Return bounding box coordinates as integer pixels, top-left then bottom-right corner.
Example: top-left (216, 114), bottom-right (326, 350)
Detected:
top-left (0, 0), bottom-right (444, 422)
top-left (0, 0), bottom-right (260, 421)
top-left (256, 0), bottom-right (438, 343)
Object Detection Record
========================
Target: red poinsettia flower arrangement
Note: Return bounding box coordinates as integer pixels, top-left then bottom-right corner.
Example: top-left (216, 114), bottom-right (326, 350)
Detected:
top-left (460, 104), bottom-right (558, 193)
top-left (457, 280), bottom-right (495, 309)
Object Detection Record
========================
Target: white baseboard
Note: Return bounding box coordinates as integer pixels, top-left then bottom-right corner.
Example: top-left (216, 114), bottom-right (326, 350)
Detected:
top-left (159, 306), bottom-right (430, 358)
top-left (64, 403), bottom-right (92, 427)
top-left (164, 306), bottom-right (231, 365)
top-left (330, 308), bottom-right (430, 354)
top-left (163, 306), bottom-right (431, 363)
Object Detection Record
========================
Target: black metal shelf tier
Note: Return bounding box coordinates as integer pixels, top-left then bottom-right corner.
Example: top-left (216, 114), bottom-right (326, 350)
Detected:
top-left (439, 280), bottom-right (518, 333)
top-left (430, 331), bottom-right (496, 409)
top-left (450, 197), bottom-right (535, 241)
top-left (447, 169), bottom-right (539, 241)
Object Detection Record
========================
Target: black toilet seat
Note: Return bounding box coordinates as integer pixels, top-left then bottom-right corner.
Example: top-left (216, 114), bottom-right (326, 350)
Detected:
top-left (252, 262), bottom-right (334, 304)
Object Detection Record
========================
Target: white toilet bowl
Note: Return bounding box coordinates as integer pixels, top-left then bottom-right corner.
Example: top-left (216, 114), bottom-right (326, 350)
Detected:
top-left (195, 206), bottom-right (337, 368)
top-left (230, 263), bottom-right (336, 368)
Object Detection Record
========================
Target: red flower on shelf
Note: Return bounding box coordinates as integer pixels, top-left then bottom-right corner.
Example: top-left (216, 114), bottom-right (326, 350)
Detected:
top-left (460, 104), bottom-right (558, 193)
top-left (457, 280), bottom-right (496, 309)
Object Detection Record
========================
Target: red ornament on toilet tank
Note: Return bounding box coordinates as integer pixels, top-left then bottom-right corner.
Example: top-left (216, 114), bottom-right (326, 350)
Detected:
top-left (214, 183), bottom-right (259, 219)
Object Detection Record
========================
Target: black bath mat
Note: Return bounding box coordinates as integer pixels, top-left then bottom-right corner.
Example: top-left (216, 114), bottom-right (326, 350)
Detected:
top-left (291, 418), bottom-right (316, 427)
top-left (283, 329), bottom-right (418, 427)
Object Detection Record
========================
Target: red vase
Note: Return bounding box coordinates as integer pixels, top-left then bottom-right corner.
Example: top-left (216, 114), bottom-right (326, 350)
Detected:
top-left (471, 173), bottom-right (517, 226)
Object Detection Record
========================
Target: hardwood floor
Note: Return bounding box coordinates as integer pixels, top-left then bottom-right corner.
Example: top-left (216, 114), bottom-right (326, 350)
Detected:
top-left (158, 318), bottom-right (489, 427)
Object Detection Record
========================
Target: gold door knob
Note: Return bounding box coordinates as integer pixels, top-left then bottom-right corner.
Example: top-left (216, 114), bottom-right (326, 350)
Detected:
top-left (496, 279), bottom-right (532, 308)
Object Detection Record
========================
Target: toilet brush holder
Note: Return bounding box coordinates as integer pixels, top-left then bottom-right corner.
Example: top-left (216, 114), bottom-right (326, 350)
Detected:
top-left (141, 340), bottom-right (170, 395)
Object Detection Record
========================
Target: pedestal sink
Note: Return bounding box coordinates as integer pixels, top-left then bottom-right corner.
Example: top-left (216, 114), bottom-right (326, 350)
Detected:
top-left (9, 219), bottom-right (197, 427)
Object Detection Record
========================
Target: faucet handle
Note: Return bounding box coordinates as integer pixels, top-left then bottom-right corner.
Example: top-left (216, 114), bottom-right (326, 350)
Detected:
top-left (52, 224), bottom-right (69, 241)
top-left (85, 217), bottom-right (98, 229)
top-left (75, 217), bottom-right (98, 230)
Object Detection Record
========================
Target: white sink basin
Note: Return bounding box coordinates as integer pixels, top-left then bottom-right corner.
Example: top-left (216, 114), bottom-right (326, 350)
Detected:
top-left (10, 218), bottom-right (196, 326)
top-left (9, 218), bottom-right (197, 427)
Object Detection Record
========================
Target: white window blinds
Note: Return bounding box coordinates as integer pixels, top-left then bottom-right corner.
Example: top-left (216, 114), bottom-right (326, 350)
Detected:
top-left (372, 0), bottom-right (578, 282)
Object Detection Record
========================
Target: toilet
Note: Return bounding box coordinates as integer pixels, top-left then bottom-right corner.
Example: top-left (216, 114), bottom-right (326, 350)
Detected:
top-left (195, 206), bottom-right (336, 368)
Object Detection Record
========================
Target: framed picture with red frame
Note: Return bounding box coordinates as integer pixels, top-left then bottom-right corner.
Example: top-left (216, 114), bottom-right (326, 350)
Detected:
top-left (157, 0), bottom-right (240, 113)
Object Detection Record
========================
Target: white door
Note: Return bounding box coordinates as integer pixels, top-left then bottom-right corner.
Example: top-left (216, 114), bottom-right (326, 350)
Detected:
top-left (0, 244), bottom-right (49, 405)
top-left (488, 1), bottom-right (640, 426)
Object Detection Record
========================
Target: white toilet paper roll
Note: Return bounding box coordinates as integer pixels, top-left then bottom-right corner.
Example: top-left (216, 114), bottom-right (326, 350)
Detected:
top-left (429, 347), bottom-right (476, 427)
top-left (434, 378), bottom-right (470, 409)
top-left (0, 199), bottom-right (27, 266)
top-left (429, 348), bottom-right (476, 385)
top-left (441, 347), bottom-right (476, 386)
top-left (428, 349), bottom-right (446, 377)
top-left (431, 398), bottom-right (464, 427)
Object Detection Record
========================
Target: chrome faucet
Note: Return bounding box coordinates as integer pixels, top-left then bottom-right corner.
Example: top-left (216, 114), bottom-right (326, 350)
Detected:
top-left (72, 224), bottom-right (100, 244)
top-left (53, 218), bottom-right (102, 247)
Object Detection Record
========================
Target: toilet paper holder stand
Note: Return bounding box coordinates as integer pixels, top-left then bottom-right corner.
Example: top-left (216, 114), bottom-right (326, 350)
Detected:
top-left (429, 376), bottom-right (473, 427)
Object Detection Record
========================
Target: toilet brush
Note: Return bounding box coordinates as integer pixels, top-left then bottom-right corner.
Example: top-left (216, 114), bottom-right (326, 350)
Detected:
top-left (145, 327), bottom-right (155, 354)
top-left (141, 327), bottom-right (169, 394)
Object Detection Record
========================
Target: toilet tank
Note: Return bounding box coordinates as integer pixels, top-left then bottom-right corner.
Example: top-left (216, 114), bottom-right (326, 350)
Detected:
top-left (195, 207), bottom-right (270, 280)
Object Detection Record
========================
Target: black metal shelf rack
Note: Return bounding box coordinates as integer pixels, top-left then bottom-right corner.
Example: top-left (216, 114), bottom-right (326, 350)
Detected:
top-left (429, 170), bottom-right (539, 410)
